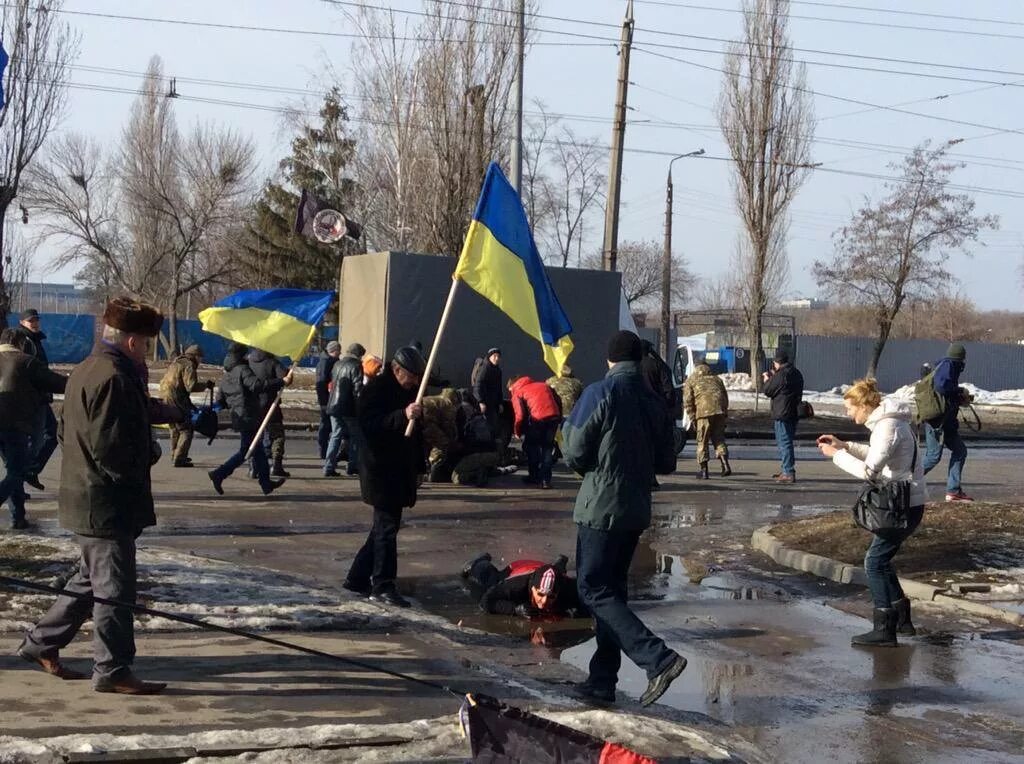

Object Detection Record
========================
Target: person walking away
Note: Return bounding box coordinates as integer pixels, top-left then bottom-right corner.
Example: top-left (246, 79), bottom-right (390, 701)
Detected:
top-left (509, 375), bottom-right (562, 489)
top-left (248, 349), bottom-right (289, 477)
top-left (12, 309), bottom-right (58, 491)
top-left (471, 347), bottom-right (504, 443)
top-left (0, 328), bottom-right (67, 529)
top-left (818, 378), bottom-right (926, 647)
top-left (208, 344), bottom-right (292, 495)
top-left (683, 360), bottom-right (730, 479)
top-left (921, 343), bottom-right (972, 502)
top-left (19, 297), bottom-right (183, 694)
top-left (343, 347), bottom-right (426, 608)
top-left (324, 343), bottom-right (366, 477)
top-left (640, 340), bottom-right (678, 490)
top-left (762, 349), bottom-right (804, 484)
top-left (158, 345), bottom-right (214, 468)
top-left (315, 341), bottom-right (342, 459)
top-left (546, 364), bottom-right (584, 419)
top-left (562, 330), bottom-right (687, 707)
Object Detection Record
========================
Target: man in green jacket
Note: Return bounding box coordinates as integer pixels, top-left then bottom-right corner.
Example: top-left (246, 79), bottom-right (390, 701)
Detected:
top-left (19, 298), bottom-right (183, 695)
top-left (562, 330), bottom-right (687, 707)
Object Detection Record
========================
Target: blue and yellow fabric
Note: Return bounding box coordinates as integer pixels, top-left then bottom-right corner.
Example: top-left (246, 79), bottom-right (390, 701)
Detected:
top-left (454, 162), bottom-right (574, 374)
top-left (197, 289), bottom-right (334, 362)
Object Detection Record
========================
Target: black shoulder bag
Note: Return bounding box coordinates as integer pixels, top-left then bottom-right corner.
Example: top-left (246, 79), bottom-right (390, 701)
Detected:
top-left (851, 442), bottom-right (917, 533)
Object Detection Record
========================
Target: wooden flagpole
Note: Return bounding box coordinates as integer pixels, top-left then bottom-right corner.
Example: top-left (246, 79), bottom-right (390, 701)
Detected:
top-left (405, 277), bottom-right (461, 437)
top-left (244, 352), bottom-right (301, 459)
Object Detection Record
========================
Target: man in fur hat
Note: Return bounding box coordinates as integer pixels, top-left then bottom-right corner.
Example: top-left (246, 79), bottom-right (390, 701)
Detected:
top-left (18, 298), bottom-right (184, 695)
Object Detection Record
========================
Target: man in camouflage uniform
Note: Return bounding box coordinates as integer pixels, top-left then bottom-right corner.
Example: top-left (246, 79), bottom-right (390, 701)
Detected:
top-left (159, 345), bottom-right (214, 468)
top-left (683, 360), bottom-right (731, 480)
top-left (546, 364), bottom-right (583, 419)
top-left (421, 389), bottom-right (460, 482)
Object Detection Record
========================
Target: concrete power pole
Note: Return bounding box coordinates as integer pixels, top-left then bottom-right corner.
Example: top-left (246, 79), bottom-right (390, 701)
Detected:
top-left (510, 0), bottom-right (525, 195)
top-left (601, 0), bottom-right (635, 272)
top-left (663, 149), bottom-right (704, 359)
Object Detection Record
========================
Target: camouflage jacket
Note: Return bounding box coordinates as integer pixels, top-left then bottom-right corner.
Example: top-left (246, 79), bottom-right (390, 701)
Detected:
top-left (546, 374), bottom-right (583, 417)
top-left (159, 354), bottom-right (205, 412)
top-left (421, 391), bottom-right (459, 458)
top-left (683, 363), bottom-right (728, 420)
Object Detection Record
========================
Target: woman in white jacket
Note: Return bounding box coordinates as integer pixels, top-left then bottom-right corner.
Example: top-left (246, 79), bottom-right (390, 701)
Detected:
top-left (818, 379), bottom-right (926, 647)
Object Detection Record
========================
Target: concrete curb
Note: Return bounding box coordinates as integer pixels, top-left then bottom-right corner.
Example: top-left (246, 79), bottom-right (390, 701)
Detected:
top-left (750, 524), bottom-right (1024, 627)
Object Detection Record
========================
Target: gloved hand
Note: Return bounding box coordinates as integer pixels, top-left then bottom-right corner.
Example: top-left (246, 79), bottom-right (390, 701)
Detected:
top-left (514, 604), bottom-right (539, 619)
top-left (205, 379), bottom-right (215, 390)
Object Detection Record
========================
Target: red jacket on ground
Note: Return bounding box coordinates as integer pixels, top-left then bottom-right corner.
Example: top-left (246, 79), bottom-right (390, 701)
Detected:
top-left (509, 377), bottom-right (562, 436)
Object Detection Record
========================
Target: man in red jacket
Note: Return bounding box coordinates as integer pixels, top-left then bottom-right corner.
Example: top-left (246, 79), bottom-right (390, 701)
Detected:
top-left (508, 376), bottom-right (562, 489)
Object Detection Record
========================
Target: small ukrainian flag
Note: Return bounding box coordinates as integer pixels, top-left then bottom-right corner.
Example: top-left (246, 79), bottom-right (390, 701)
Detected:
top-left (455, 162), bottom-right (574, 374)
top-left (198, 288), bottom-right (334, 362)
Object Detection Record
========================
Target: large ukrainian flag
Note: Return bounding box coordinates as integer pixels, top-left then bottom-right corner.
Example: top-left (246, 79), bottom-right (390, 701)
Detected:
top-left (455, 162), bottom-right (573, 374)
top-left (198, 289), bottom-right (334, 362)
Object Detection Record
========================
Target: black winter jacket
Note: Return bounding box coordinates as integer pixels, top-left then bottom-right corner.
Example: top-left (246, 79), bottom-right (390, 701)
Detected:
top-left (327, 352), bottom-right (364, 418)
top-left (0, 344), bottom-right (66, 434)
top-left (357, 367), bottom-right (424, 509)
top-left (640, 342), bottom-right (678, 416)
top-left (315, 351), bottom-right (338, 407)
top-left (480, 567), bottom-right (586, 617)
top-left (763, 363), bottom-right (805, 422)
top-left (472, 358), bottom-right (503, 410)
top-left (248, 349), bottom-right (286, 420)
top-left (219, 348), bottom-right (284, 431)
top-left (13, 326), bottom-right (53, 403)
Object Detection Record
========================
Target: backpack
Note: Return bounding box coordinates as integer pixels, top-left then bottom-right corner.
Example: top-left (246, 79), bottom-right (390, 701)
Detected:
top-left (463, 410), bottom-right (494, 447)
top-left (913, 370), bottom-right (945, 424)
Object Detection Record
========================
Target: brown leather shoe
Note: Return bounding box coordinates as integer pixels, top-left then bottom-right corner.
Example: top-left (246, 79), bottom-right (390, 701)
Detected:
top-left (18, 648), bottom-right (89, 680)
top-left (774, 474), bottom-right (796, 484)
top-left (94, 672), bottom-right (167, 695)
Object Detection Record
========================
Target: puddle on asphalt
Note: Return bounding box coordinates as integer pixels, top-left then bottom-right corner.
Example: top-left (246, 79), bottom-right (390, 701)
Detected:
top-left (649, 502), bottom-right (837, 530)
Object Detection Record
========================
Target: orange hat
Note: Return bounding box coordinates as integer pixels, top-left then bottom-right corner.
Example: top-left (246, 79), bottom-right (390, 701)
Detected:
top-left (362, 355), bottom-right (383, 377)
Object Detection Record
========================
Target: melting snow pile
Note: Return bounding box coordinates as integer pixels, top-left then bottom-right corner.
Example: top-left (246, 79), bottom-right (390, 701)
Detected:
top-left (0, 535), bottom-right (453, 635)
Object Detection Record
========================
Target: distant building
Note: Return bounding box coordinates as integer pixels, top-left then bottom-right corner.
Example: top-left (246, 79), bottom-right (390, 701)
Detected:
top-left (11, 282), bottom-right (95, 315)
top-left (780, 297), bottom-right (830, 311)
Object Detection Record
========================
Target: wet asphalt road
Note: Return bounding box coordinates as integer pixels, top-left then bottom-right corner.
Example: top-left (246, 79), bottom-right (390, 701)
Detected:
top-left (24, 436), bottom-right (1024, 763)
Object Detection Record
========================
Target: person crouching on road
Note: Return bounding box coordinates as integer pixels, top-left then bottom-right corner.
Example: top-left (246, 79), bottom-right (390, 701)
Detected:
top-left (462, 553), bottom-right (587, 619)
top-left (19, 297), bottom-right (184, 695)
top-left (818, 378), bottom-right (925, 648)
top-left (508, 375), bottom-right (562, 489)
top-left (562, 330), bottom-right (687, 707)
top-left (208, 343), bottom-right (293, 496)
top-left (342, 346), bottom-right (427, 608)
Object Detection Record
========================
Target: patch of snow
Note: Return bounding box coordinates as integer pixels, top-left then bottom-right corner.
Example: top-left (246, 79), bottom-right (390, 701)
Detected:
top-left (0, 536), bottom-right (470, 637)
top-left (0, 709), bottom-right (735, 764)
top-left (719, 373), bottom-right (754, 392)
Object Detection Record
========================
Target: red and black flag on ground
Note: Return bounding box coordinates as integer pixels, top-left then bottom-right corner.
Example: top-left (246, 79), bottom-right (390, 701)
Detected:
top-left (462, 694), bottom-right (657, 764)
top-left (294, 188), bottom-right (362, 243)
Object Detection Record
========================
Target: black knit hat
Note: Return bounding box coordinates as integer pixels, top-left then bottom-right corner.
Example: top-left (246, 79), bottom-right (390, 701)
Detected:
top-left (346, 342), bottom-right (367, 357)
top-left (607, 330), bottom-right (642, 363)
top-left (19, 308), bottom-right (39, 321)
top-left (773, 348), bottom-right (790, 364)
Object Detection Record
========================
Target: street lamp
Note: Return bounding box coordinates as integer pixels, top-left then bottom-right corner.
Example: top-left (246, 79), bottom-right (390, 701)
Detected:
top-left (662, 148), bottom-right (704, 359)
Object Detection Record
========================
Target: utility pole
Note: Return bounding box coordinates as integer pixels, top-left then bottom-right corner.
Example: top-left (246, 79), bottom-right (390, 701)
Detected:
top-left (510, 0), bottom-right (525, 196)
top-left (601, 0), bottom-right (635, 272)
top-left (662, 149), bottom-right (704, 359)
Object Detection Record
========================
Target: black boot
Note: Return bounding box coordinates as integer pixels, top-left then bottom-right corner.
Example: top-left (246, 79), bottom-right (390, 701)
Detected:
top-left (893, 598), bottom-right (917, 636)
top-left (696, 463), bottom-right (709, 480)
top-left (852, 607), bottom-right (897, 648)
top-left (271, 460), bottom-right (290, 478)
top-left (719, 455), bottom-right (732, 477)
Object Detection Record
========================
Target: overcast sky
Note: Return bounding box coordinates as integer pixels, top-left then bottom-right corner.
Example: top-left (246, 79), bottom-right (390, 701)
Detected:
top-left (30, 0), bottom-right (1024, 310)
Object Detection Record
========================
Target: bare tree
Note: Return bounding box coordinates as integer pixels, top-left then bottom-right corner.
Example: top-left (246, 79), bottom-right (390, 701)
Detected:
top-left (25, 57), bottom-right (255, 351)
top-left (0, 1), bottom-right (78, 326)
top-left (694, 273), bottom-right (740, 311)
top-left (344, 1), bottom-right (524, 255)
top-left (545, 127), bottom-right (606, 267)
top-left (717, 0), bottom-right (814, 388)
top-left (3, 218), bottom-right (32, 311)
top-left (585, 239), bottom-right (693, 309)
top-left (813, 141), bottom-right (998, 377)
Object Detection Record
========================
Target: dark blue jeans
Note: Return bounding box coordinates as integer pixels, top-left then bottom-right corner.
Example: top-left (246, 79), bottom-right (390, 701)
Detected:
top-left (923, 420), bottom-right (966, 493)
top-left (212, 430), bottom-right (271, 491)
top-left (774, 418), bottom-right (797, 476)
top-left (576, 524), bottom-right (676, 690)
top-left (0, 430), bottom-right (30, 522)
top-left (864, 505), bottom-right (925, 609)
top-left (29, 404), bottom-right (58, 476)
top-left (524, 418), bottom-right (559, 483)
top-left (325, 416), bottom-right (359, 475)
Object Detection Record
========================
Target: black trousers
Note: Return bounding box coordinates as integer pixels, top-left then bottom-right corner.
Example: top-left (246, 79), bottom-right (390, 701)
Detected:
top-left (346, 505), bottom-right (404, 594)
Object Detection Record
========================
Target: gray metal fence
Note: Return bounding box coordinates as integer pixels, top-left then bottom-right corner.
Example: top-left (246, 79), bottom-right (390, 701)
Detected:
top-left (796, 336), bottom-right (1024, 392)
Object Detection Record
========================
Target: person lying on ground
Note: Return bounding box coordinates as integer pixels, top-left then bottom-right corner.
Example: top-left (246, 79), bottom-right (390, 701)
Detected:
top-left (461, 553), bottom-right (588, 618)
